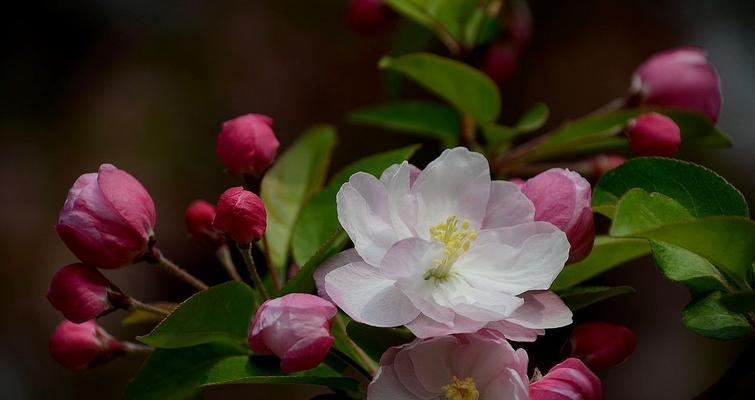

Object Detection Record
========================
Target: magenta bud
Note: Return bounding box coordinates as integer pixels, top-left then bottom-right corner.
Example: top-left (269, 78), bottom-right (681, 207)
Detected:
top-left (248, 293), bottom-right (337, 373)
top-left (213, 187), bottom-right (266, 244)
top-left (185, 199), bottom-right (222, 244)
top-left (521, 169), bottom-right (595, 261)
top-left (631, 47), bottom-right (722, 122)
top-left (569, 322), bottom-right (637, 370)
top-left (530, 358), bottom-right (603, 400)
top-left (49, 320), bottom-right (126, 371)
top-left (483, 41), bottom-right (520, 85)
top-left (56, 164), bottom-right (156, 269)
top-left (589, 154), bottom-right (626, 176)
top-left (346, 0), bottom-right (390, 35)
top-left (626, 112), bottom-right (681, 157)
top-left (215, 114), bottom-right (280, 177)
top-left (47, 263), bottom-right (127, 323)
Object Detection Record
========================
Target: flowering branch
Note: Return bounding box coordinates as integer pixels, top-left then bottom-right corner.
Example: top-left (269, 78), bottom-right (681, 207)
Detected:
top-left (238, 243), bottom-right (269, 300)
top-left (147, 247), bottom-right (209, 291)
top-left (215, 244), bottom-right (243, 282)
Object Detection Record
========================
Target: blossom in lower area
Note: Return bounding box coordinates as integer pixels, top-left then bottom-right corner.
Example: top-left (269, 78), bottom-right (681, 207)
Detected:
top-left (213, 187), bottom-right (267, 244)
top-left (529, 358), bottom-right (602, 400)
top-left (185, 199), bottom-right (222, 244)
top-left (626, 112), bottom-right (681, 157)
top-left (46, 263), bottom-right (126, 323)
top-left (321, 147), bottom-right (572, 339)
top-left (248, 293), bottom-right (337, 373)
top-left (568, 322), bottom-right (637, 370)
top-left (49, 320), bottom-right (126, 371)
top-left (368, 333), bottom-right (529, 400)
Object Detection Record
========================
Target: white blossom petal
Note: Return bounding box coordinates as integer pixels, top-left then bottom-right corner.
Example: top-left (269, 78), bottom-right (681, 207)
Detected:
top-left (314, 248), bottom-right (363, 301)
top-left (481, 181), bottom-right (535, 229)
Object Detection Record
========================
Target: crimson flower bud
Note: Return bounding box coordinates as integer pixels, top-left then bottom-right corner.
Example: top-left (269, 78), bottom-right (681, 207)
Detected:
top-left (626, 112), bottom-right (681, 157)
top-left (589, 154), bottom-right (626, 176)
top-left (346, 0), bottom-right (390, 35)
top-left (483, 41), bottom-right (520, 85)
top-left (521, 169), bottom-right (595, 261)
top-left (46, 263), bottom-right (128, 323)
top-left (569, 322), bottom-right (637, 370)
top-left (631, 47), bottom-right (722, 122)
top-left (49, 320), bottom-right (125, 371)
top-left (213, 187), bottom-right (266, 244)
top-left (215, 114), bottom-right (279, 177)
top-left (248, 293), bottom-right (337, 372)
top-left (56, 164), bottom-right (156, 269)
top-left (530, 358), bottom-right (603, 400)
top-left (185, 199), bottom-right (222, 244)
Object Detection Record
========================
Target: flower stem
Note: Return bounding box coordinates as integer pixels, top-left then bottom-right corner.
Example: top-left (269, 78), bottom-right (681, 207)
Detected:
top-left (123, 342), bottom-right (153, 355)
top-left (238, 243), bottom-right (269, 300)
top-left (260, 235), bottom-right (281, 290)
top-left (216, 244), bottom-right (243, 282)
top-left (149, 247), bottom-right (209, 291)
top-left (128, 298), bottom-right (170, 318)
top-left (333, 314), bottom-right (378, 376)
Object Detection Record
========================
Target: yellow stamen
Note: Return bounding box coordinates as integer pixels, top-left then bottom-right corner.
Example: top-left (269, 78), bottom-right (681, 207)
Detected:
top-left (442, 376), bottom-right (479, 400)
top-left (423, 216), bottom-right (477, 282)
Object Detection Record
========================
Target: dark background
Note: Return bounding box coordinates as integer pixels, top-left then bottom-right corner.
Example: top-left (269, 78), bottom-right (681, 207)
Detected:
top-left (1, 0), bottom-right (753, 398)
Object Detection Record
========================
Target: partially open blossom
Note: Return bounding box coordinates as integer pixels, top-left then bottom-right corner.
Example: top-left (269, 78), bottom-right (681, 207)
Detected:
top-left (631, 47), bottom-right (721, 122)
top-left (49, 320), bottom-right (125, 371)
top-left (56, 164), bottom-right (156, 269)
top-left (185, 199), bottom-right (221, 244)
top-left (369, 333), bottom-right (529, 399)
top-left (588, 154), bottom-right (626, 176)
top-left (215, 113), bottom-right (279, 177)
top-left (521, 168), bottom-right (595, 262)
top-left (483, 41), bottom-right (520, 85)
top-left (321, 148), bottom-right (572, 340)
top-left (529, 358), bottom-right (602, 400)
top-left (569, 322), bottom-right (637, 370)
top-left (213, 187), bottom-right (266, 244)
top-left (346, 0), bottom-right (390, 34)
top-left (626, 112), bottom-right (681, 157)
top-left (47, 263), bottom-right (127, 323)
top-left (248, 293), bottom-right (337, 373)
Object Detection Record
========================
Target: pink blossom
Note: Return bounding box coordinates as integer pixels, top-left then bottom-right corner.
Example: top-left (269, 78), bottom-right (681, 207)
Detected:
top-left (483, 41), bottom-right (520, 85)
top-left (216, 113), bottom-right (279, 177)
top-left (521, 168), bottom-right (595, 262)
top-left (46, 263), bottom-right (125, 323)
top-left (56, 164), bottom-right (156, 269)
top-left (368, 333), bottom-right (529, 399)
top-left (626, 112), bottom-right (681, 157)
top-left (213, 187), bottom-right (266, 244)
top-left (631, 47), bottom-right (721, 122)
top-left (569, 322), bottom-right (637, 370)
top-left (248, 293), bottom-right (337, 373)
top-left (529, 358), bottom-right (602, 400)
top-left (185, 199), bottom-right (221, 244)
top-left (49, 320), bottom-right (125, 371)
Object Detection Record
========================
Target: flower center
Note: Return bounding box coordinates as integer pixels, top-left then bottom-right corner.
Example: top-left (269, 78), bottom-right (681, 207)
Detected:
top-left (423, 216), bottom-right (477, 282)
top-left (442, 376), bottom-right (479, 400)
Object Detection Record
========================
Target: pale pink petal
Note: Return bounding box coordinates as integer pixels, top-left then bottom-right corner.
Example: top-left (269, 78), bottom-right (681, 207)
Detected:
top-left (368, 364), bottom-right (421, 400)
top-left (481, 181), bottom-right (535, 229)
top-left (482, 321), bottom-right (544, 342)
top-left (434, 279), bottom-right (524, 321)
top-left (405, 336), bottom-right (457, 393)
top-left (314, 249), bottom-right (363, 301)
top-left (406, 314), bottom-right (488, 339)
top-left (505, 290), bottom-right (573, 329)
top-left (382, 162), bottom-right (420, 238)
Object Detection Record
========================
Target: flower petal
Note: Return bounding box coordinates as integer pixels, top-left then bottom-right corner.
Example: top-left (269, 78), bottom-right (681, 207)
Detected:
top-left (505, 290), bottom-right (573, 329)
top-left (314, 248), bottom-right (363, 301)
top-left (406, 314), bottom-right (488, 339)
top-left (481, 180), bottom-right (535, 229)
top-left (383, 161), bottom-right (421, 238)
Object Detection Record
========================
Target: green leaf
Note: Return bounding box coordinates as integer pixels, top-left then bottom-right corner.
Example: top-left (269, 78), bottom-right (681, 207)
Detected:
top-left (384, 20), bottom-right (436, 99)
top-left (682, 292), bottom-right (751, 340)
top-left (719, 291), bottom-right (755, 313)
top-left (551, 237), bottom-right (650, 291)
top-left (383, 0), bottom-right (435, 31)
top-left (516, 103), bottom-right (549, 132)
top-left (662, 109), bottom-right (732, 148)
top-left (346, 321), bottom-right (415, 361)
top-left (291, 145), bottom-right (419, 266)
top-left (424, 0), bottom-right (479, 42)
top-left (281, 230), bottom-right (349, 296)
top-left (125, 344), bottom-right (358, 400)
top-left (610, 189), bottom-right (755, 284)
top-left (558, 286), bottom-right (636, 311)
top-left (379, 53), bottom-right (501, 123)
top-left (138, 282), bottom-right (255, 349)
top-left (593, 158), bottom-right (749, 219)
top-left (121, 302), bottom-right (177, 327)
top-left (649, 240), bottom-right (729, 294)
top-left (262, 126), bottom-right (337, 273)
top-left (346, 101), bottom-right (459, 147)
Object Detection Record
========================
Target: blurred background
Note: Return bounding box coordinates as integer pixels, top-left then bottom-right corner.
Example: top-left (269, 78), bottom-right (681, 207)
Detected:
top-left (1, 0), bottom-right (753, 398)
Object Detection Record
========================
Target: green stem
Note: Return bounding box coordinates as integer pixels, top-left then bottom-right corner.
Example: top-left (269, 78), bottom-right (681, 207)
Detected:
top-left (238, 243), bottom-right (269, 300)
top-left (150, 248), bottom-right (209, 291)
top-left (216, 244), bottom-right (243, 282)
top-left (128, 298), bottom-right (170, 318)
top-left (333, 314), bottom-right (378, 376)
top-left (260, 235), bottom-right (281, 290)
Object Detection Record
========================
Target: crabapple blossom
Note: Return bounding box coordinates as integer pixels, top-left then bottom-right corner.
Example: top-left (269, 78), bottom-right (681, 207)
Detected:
top-left (46, 263), bottom-right (127, 323)
top-left (213, 187), bottom-right (266, 244)
top-left (49, 320), bottom-right (126, 371)
top-left (569, 322), bottom-right (637, 370)
top-left (215, 113), bottom-right (279, 176)
top-left (321, 147), bottom-right (572, 339)
top-left (368, 332), bottom-right (529, 400)
top-left (483, 41), bottom-right (520, 84)
top-left (248, 293), bottom-right (337, 373)
top-left (529, 358), bottom-right (602, 400)
top-left (56, 164), bottom-right (156, 269)
top-left (626, 112), bottom-right (681, 157)
top-left (185, 199), bottom-right (222, 244)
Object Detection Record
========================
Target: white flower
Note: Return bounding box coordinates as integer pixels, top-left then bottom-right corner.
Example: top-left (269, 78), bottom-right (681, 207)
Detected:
top-left (317, 147), bottom-right (572, 339)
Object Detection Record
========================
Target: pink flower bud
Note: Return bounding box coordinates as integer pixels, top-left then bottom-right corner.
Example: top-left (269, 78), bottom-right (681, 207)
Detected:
top-left (569, 322), bottom-right (637, 370)
top-left (248, 293), bottom-right (337, 373)
top-left (185, 199), bottom-right (222, 244)
top-left (631, 47), bottom-right (722, 122)
top-left (346, 0), bottom-right (390, 35)
top-left (530, 358), bottom-right (603, 400)
top-left (56, 164), bottom-right (156, 269)
top-left (49, 320), bottom-right (125, 371)
top-left (589, 154), bottom-right (626, 176)
top-left (215, 114), bottom-right (279, 177)
top-left (47, 263), bottom-right (127, 323)
top-left (483, 41), bottom-right (520, 85)
top-left (521, 169), bottom-right (595, 261)
top-left (212, 187), bottom-right (267, 244)
top-left (626, 112), bottom-right (681, 157)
